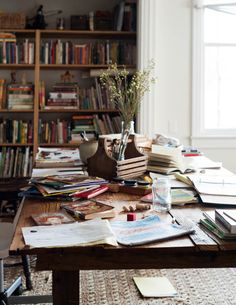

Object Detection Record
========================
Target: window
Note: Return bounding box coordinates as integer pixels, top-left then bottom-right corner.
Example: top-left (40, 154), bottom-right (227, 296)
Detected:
top-left (192, 0), bottom-right (236, 138)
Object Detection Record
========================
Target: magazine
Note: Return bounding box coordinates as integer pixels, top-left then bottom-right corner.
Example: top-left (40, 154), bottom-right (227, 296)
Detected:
top-left (110, 215), bottom-right (195, 246)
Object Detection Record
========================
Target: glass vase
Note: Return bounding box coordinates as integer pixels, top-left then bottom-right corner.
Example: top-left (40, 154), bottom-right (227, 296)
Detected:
top-left (117, 121), bottom-right (134, 161)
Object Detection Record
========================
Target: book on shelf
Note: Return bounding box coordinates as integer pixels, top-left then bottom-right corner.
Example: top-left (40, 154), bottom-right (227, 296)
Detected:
top-left (31, 211), bottom-right (75, 226)
top-left (110, 215), bottom-right (195, 246)
top-left (215, 209), bottom-right (236, 234)
top-left (201, 210), bottom-right (236, 239)
top-left (62, 200), bottom-right (115, 220)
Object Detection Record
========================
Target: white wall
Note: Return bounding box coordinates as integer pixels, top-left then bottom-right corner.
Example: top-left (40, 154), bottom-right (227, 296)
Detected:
top-left (138, 0), bottom-right (236, 173)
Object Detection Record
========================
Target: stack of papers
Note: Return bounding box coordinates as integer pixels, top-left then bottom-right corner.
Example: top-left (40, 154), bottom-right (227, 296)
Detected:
top-left (35, 147), bottom-right (83, 168)
top-left (20, 174), bottom-right (108, 201)
top-left (22, 218), bottom-right (118, 248)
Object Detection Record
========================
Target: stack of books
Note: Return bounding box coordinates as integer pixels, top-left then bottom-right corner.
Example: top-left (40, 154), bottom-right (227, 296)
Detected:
top-left (21, 174), bottom-right (108, 201)
top-left (70, 115), bottom-right (97, 143)
top-left (35, 147), bottom-right (82, 168)
top-left (147, 145), bottom-right (187, 175)
top-left (45, 83), bottom-right (79, 110)
top-left (7, 83), bottom-right (34, 110)
top-left (200, 209), bottom-right (236, 239)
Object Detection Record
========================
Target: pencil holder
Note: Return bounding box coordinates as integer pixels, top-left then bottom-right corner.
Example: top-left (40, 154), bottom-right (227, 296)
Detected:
top-left (87, 135), bottom-right (148, 180)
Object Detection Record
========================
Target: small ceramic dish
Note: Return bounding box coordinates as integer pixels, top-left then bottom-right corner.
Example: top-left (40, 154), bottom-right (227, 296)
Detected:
top-left (124, 179), bottom-right (137, 187)
top-left (137, 180), bottom-right (150, 187)
top-left (113, 177), bottom-right (124, 184)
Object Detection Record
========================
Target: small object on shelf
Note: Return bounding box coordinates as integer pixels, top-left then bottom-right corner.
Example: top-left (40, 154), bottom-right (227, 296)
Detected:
top-left (70, 15), bottom-right (89, 30)
top-left (0, 12), bottom-right (26, 29)
top-left (127, 212), bottom-right (136, 221)
top-left (57, 17), bottom-right (65, 30)
top-left (60, 71), bottom-right (74, 83)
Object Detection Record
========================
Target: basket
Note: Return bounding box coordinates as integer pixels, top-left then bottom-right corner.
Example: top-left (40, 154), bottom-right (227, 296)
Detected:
top-left (0, 13), bottom-right (26, 29)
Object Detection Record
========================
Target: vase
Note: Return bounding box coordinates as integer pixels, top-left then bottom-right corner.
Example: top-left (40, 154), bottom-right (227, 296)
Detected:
top-left (113, 121), bottom-right (134, 161)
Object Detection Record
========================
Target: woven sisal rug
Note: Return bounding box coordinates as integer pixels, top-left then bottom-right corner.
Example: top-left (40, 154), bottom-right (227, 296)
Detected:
top-left (5, 260), bottom-right (236, 305)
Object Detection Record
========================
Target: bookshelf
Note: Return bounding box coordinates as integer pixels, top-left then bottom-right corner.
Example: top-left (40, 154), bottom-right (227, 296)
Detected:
top-left (0, 28), bottom-right (136, 178)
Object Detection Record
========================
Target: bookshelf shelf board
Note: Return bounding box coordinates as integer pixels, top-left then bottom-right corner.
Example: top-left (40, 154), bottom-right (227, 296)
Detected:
top-left (0, 29), bottom-right (36, 37)
top-left (39, 109), bottom-right (119, 113)
top-left (40, 29), bottom-right (136, 39)
top-left (0, 143), bottom-right (33, 147)
top-left (40, 64), bottom-right (135, 70)
top-left (39, 143), bottom-right (81, 147)
top-left (0, 110), bottom-right (34, 113)
top-left (0, 64), bottom-right (35, 69)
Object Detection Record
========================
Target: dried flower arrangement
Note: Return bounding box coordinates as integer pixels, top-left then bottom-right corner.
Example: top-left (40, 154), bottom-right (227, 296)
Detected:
top-left (100, 61), bottom-right (156, 160)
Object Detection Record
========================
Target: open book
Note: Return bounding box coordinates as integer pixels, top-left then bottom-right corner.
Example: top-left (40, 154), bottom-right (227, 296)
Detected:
top-left (147, 145), bottom-right (221, 175)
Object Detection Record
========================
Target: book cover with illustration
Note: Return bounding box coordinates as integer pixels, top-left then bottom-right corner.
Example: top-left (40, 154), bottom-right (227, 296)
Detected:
top-left (31, 211), bottom-right (75, 226)
top-left (62, 200), bottom-right (115, 220)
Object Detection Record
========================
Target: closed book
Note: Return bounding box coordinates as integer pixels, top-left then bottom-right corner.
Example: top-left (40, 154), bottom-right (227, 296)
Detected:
top-left (72, 185), bottom-right (108, 199)
top-left (62, 200), bottom-right (115, 220)
top-left (215, 209), bottom-right (236, 233)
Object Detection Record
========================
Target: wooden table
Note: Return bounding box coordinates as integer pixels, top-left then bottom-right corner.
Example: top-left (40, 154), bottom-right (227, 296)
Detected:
top-left (9, 192), bottom-right (236, 305)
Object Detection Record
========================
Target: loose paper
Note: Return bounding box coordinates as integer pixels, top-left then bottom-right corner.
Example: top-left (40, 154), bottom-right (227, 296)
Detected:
top-left (133, 277), bottom-right (177, 297)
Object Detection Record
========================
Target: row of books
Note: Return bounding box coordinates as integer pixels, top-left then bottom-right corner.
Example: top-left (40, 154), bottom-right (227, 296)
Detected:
top-left (0, 146), bottom-right (33, 178)
top-left (38, 114), bottom-right (122, 144)
top-left (0, 35), bottom-right (35, 64)
top-left (113, 1), bottom-right (137, 32)
top-left (0, 82), bottom-right (34, 110)
top-left (200, 209), bottom-right (236, 239)
top-left (0, 119), bottom-right (33, 144)
top-left (40, 40), bottom-right (136, 65)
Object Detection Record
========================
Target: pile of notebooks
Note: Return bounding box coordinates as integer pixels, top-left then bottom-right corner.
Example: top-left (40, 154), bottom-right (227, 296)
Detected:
top-left (200, 209), bottom-right (236, 239)
top-left (20, 174), bottom-right (108, 201)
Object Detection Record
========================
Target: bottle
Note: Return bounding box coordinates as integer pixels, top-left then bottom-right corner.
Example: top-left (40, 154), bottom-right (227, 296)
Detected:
top-left (152, 177), bottom-right (171, 212)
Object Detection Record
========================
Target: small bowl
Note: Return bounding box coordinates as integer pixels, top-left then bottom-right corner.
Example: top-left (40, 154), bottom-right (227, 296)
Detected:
top-left (137, 180), bottom-right (150, 188)
top-left (124, 179), bottom-right (137, 187)
top-left (113, 177), bottom-right (124, 184)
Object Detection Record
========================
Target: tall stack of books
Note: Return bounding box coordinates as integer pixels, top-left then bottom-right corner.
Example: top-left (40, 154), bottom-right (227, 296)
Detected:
top-left (70, 115), bottom-right (97, 143)
top-left (7, 83), bottom-right (34, 110)
top-left (45, 82), bottom-right (79, 109)
top-left (200, 209), bottom-right (236, 240)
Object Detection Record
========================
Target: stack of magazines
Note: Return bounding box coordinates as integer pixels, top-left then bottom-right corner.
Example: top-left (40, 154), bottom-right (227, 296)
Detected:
top-left (20, 174), bottom-right (108, 201)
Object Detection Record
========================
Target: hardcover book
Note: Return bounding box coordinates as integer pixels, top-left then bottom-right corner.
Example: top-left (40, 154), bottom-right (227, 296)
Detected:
top-left (62, 200), bottom-right (115, 220)
top-left (215, 209), bottom-right (236, 233)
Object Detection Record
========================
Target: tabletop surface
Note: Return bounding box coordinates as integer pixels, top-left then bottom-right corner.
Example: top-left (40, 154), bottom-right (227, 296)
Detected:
top-left (9, 190), bottom-right (236, 270)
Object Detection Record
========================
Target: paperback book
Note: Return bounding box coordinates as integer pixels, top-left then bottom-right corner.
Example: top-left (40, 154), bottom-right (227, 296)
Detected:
top-left (31, 211), bottom-right (75, 226)
top-left (62, 200), bottom-right (115, 220)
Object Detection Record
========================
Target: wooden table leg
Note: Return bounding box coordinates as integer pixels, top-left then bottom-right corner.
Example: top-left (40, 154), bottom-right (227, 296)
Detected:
top-left (52, 270), bottom-right (80, 305)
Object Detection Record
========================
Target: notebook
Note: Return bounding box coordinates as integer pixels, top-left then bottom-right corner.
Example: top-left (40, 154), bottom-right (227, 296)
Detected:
top-left (133, 277), bottom-right (177, 297)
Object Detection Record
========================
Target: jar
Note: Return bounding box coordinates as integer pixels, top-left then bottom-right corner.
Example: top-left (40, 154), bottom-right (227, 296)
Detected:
top-left (152, 177), bottom-right (171, 212)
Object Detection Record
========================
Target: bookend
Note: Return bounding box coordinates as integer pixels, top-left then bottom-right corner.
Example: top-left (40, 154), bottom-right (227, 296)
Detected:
top-left (87, 135), bottom-right (148, 180)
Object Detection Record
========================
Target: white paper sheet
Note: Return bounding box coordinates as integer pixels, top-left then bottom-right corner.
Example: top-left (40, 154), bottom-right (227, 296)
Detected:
top-left (22, 218), bottom-right (118, 248)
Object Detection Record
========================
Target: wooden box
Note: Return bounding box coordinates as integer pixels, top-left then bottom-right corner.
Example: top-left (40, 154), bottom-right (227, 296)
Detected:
top-left (0, 13), bottom-right (26, 29)
top-left (87, 135), bottom-right (148, 180)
